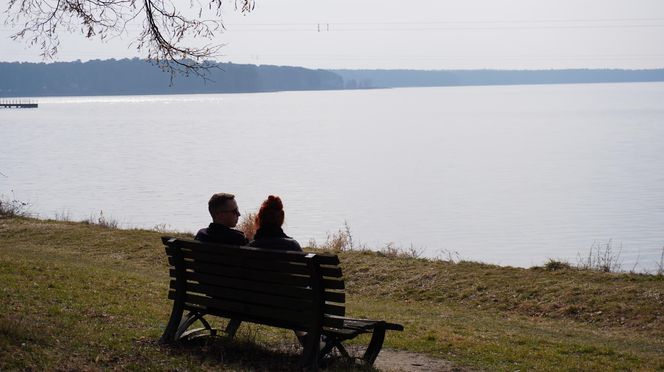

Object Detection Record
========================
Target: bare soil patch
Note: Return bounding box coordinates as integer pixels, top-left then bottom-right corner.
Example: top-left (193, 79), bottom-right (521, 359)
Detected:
top-left (373, 349), bottom-right (465, 372)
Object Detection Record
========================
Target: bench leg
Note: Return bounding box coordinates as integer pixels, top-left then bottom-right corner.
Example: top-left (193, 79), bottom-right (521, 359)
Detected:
top-left (300, 330), bottom-right (321, 371)
top-left (175, 311), bottom-right (216, 341)
top-left (159, 299), bottom-right (185, 344)
top-left (362, 326), bottom-right (386, 366)
top-left (319, 336), bottom-right (350, 361)
top-left (225, 319), bottom-right (242, 338)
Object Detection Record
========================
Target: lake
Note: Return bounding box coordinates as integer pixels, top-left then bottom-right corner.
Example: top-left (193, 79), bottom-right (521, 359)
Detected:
top-left (1, 82), bottom-right (663, 271)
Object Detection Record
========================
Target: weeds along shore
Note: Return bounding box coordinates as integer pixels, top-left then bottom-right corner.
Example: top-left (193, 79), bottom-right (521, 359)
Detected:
top-left (1, 215), bottom-right (663, 371)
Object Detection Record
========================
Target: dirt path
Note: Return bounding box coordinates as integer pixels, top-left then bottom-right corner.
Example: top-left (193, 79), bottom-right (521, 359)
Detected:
top-left (373, 349), bottom-right (465, 372)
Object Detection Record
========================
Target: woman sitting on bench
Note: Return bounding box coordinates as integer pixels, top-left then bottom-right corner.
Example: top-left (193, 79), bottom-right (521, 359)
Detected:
top-left (248, 195), bottom-right (308, 344)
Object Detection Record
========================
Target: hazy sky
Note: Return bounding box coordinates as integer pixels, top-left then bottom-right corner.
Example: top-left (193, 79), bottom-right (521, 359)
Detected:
top-left (1, 0), bottom-right (663, 69)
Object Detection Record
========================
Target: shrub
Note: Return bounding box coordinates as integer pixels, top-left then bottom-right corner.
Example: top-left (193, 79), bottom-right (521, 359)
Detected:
top-left (544, 259), bottom-right (572, 271)
top-left (0, 196), bottom-right (30, 218)
top-left (83, 210), bottom-right (119, 229)
top-left (236, 211), bottom-right (257, 241)
top-left (577, 239), bottom-right (622, 272)
top-left (308, 220), bottom-right (354, 252)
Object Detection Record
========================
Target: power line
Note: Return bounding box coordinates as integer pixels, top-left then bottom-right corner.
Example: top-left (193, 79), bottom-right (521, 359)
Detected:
top-left (231, 17), bottom-right (664, 26)
top-left (3, 17), bottom-right (664, 32)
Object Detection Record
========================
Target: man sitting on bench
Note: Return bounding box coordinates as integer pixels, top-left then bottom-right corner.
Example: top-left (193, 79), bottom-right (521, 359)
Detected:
top-left (195, 192), bottom-right (248, 336)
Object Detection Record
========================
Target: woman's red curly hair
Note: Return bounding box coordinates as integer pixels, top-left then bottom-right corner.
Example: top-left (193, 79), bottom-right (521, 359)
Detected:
top-left (256, 195), bottom-right (285, 228)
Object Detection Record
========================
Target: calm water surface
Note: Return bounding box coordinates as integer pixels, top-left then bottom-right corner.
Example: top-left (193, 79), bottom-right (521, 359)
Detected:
top-left (1, 83), bottom-right (663, 271)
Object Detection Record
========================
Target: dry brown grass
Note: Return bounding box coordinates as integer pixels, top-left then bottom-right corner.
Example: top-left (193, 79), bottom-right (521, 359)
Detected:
top-left (236, 211), bottom-right (257, 241)
top-left (1, 217), bottom-right (663, 371)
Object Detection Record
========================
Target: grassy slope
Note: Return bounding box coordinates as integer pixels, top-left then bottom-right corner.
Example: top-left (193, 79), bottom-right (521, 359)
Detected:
top-left (1, 217), bottom-right (663, 371)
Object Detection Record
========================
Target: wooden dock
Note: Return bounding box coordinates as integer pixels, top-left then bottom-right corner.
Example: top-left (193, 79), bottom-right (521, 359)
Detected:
top-left (0, 99), bottom-right (38, 108)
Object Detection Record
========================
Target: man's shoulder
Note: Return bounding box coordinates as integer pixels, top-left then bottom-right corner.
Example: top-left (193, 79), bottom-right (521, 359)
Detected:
top-left (196, 224), bottom-right (247, 245)
top-left (224, 227), bottom-right (248, 244)
top-left (194, 227), bottom-right (210, 242)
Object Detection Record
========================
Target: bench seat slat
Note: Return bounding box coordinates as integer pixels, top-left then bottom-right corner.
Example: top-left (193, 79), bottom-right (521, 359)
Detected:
top-left (324, 316), bottom-right (405, 332)
top-left (322, 315), bottom-right (345, 329)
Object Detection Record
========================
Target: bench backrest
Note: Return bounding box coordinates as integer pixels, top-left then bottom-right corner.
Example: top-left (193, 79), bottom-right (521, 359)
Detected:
top-left (163, 237), bottom-right (346, 332)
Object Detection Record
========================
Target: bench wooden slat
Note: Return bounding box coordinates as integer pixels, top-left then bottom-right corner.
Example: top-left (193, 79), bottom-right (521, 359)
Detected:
top-left (169, 285), bottom-right (345, 317)
top-left (323, 303), bottom-right (345, 316)
top-left (322, 278), bottom-right (344, 289)
top-left (169, 267), bottom-right (344, 296)
top-left (170, 258), bottom-right (313, 287)
top-left (324, 290), bottom-right (345, 303)
top-left (165, 239), bottom-right (341, 266)
top-left (177, 293), bottom-right (316, 325)
top-left (320, 266), bottom-right (343, 278)
top-left (170, 281), bottom-right (312, 310)
top-left (182, 304), bottom-right (312, 332)
top-left (322, 315), bottom-right (345, 329)
top-left (171, 270), bottom-right (313, 300)
top-left (167, 247), bottom-right (312, 275)
top-left (167, 247), bottom-right (343, 279)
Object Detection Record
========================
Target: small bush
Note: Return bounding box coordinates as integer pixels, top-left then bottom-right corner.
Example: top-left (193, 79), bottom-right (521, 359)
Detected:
top-left (378, 242), bottom-right (422, 259)
top-left (151, 223), bottom-right (188, 234)
top-left (544, 259), bottom-right (572, 271)
top-left (308, 220), bottom-right (354, 252)
top-left (0, 196), bottom-right (30, 218)
top-left (53, 210), bottom-right (72, 222)
top-left (437, 249), bottom-right (461, 263)
top-left (83, 210), bottom-right (119, 229)
top-left (577, 239), bottom-right (622, 272)
top-left (236, 211), bottom-right (257, 241)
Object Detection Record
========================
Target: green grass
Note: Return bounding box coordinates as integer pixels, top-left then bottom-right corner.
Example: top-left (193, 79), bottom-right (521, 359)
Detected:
top-left (1, 216), bottom-right (663, 370)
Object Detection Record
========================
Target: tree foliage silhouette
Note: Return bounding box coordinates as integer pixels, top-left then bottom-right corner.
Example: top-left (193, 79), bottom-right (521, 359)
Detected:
top-left (5, 0), bottom-right (254, 76)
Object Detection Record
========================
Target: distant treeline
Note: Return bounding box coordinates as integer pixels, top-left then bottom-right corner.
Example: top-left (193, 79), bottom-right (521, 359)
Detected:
top-left (333, 68), bottom-right (664, 89)
top-left (0, 59), bottom-right (343, 97)
top-left (1, 59), bottom-right (664, 97)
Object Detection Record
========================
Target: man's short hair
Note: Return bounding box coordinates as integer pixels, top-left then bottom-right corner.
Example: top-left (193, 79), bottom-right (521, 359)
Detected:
top-left (208, 193), bottom-right (235, 217)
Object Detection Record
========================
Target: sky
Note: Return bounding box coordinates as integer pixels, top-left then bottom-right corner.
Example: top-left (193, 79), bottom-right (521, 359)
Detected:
top-left (1, 0), bottom-right (664, 70)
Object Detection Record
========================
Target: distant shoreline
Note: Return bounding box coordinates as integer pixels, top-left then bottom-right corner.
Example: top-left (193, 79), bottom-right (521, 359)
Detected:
top-left (1, 59), bottom-right (663, 97)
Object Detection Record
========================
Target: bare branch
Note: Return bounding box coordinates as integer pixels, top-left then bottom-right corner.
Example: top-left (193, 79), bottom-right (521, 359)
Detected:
top-left (4, 0), bottom-right (254, 76)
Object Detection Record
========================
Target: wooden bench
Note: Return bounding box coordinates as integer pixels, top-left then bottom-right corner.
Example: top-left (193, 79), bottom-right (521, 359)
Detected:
top-left (159, 237), bottom-right (403, 370)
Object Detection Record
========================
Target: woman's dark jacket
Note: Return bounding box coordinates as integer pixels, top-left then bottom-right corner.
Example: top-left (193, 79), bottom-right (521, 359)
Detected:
top-left (249, 226), bottom-right (302, 252)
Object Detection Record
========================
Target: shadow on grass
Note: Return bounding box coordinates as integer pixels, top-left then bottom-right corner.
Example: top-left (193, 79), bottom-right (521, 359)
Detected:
top-left (160, 335), bottom-right (378, 371)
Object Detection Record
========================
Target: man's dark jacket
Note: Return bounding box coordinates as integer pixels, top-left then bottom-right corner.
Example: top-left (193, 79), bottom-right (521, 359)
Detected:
top-left (195, 223), bottom-right (248, 245)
